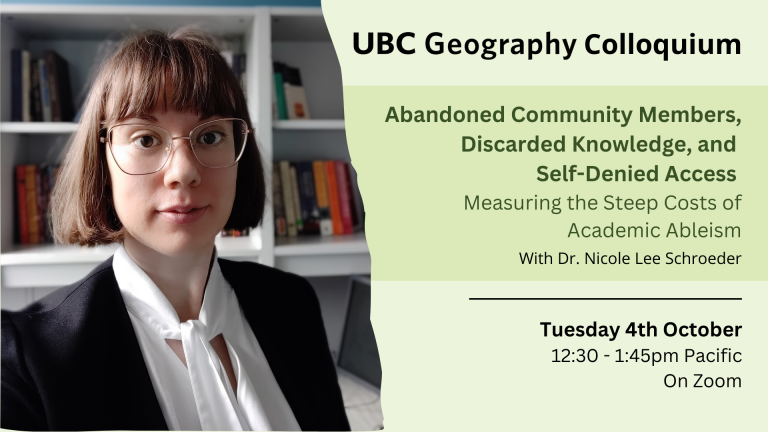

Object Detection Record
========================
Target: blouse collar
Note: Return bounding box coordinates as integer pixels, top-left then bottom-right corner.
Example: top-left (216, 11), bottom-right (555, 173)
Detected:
top-left (112, 244), bottom-right (232, 340)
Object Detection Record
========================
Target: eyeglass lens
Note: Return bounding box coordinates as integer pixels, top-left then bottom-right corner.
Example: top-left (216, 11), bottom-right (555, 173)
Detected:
top-left (109, 119), bottom-right (247, 174)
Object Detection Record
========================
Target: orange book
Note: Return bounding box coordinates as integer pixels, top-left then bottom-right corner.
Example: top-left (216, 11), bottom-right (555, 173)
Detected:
top-left (25, 165), bottom-right (40, 244)
top-left (312, 161), bottom-right (333, 236)
top-left (324, 161), bottom-right (344, 235)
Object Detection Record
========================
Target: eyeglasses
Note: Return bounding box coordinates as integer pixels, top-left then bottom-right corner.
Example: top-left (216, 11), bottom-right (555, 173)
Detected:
top-left (101, 118), bottom-right (251, 175)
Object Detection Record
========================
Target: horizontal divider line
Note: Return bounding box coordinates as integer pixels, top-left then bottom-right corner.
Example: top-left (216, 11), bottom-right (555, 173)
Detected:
top-left (468, 298), bottom-right (742, 301)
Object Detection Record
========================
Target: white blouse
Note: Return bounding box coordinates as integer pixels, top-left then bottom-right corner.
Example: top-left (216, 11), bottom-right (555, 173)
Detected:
top-left (112, 245), bottom-right (301, 431)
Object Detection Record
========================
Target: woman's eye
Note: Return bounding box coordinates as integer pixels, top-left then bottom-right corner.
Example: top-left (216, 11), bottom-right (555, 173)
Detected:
top-left (132, 135), bottom-right (160, 148)
top-left (198, 131), bottom-right (224, 146)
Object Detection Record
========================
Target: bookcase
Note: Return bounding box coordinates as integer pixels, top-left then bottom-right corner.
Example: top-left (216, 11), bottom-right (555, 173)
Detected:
top-left (0, 5), bottom-right (370, 294)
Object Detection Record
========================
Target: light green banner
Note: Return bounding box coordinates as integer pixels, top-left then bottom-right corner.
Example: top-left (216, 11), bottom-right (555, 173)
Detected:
top-left (373, 282), bottom-right (766, 431)
top-left (322, 1), bottom-right (767, 430)
top-left (346, 86), bottom-right (766, 280)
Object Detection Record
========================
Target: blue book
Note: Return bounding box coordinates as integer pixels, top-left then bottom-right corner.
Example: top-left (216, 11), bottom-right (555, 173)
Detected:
top-left (296, 162), bottom-right (320, 234)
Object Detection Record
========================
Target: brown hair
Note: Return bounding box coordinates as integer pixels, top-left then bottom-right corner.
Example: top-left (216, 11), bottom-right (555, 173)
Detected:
top-left (51, 28), bottom-right (264, 246)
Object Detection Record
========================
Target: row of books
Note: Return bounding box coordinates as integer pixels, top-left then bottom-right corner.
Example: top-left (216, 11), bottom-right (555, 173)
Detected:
top-left (14, 162), bottom-right (253, 245)
top-left (272, 61), bottom-right (311, 120)
top-left (15, 165), bottom-right (60, 244)
top-left (13, 160), bottom-right (356, 244)
top-left (10, 49), bottom-right (75, 123)
top-left (217, 228), bottom-right (253, 237)
top-left (273, 160), bottom-right (362, 237)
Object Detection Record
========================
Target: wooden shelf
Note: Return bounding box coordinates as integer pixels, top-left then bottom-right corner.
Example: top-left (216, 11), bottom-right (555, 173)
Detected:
top-left (273, 119), bottom-right (345, 130)
top-left (0, 122), bottom-right (79, 134)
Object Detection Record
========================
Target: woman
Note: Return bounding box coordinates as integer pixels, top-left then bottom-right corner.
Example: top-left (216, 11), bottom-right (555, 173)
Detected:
top-left (1, 29), bottom-right (350, 431)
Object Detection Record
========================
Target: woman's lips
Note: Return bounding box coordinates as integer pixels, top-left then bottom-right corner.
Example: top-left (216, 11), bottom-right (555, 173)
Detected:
top-left (157, 206), bottom-right (208, 224)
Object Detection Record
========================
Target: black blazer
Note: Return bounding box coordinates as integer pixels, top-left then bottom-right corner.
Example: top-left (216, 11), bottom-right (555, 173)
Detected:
top-left (1, 257), bottom-right (350, 431)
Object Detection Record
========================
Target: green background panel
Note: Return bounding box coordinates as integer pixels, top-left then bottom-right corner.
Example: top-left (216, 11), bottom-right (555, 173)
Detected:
top-left (345, 86), bottom-right (767, 280)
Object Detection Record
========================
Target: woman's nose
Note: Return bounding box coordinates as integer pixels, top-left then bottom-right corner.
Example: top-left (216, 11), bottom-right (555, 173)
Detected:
top-left (163, 139), bottom-right (201, 188)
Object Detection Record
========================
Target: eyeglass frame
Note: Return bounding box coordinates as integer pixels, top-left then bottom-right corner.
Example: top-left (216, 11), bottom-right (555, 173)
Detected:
top-left (100, 117), bottom-right (252, 176)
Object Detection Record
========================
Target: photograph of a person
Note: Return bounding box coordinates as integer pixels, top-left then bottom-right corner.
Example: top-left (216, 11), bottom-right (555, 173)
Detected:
top-left (0, 8), bottom-right (381, 430)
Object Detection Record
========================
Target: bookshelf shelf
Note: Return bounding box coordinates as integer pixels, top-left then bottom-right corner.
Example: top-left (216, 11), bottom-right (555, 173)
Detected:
top-left (0, 122), bottom-right (79, 134)
top-left (0, 236), bottom-right (263, 288)
top-left (275, 232), bottom-right (370, 278)
top-left (1, 5), bottom-right (369, 294)
top-left (273, 119), bottom-right (345, 130)
top-left (1, 243), bottom-right (119, 266)
top-left (213, 235), bottom-right (263, 259)
top-left (275, 232), bottom-right (368, 256)
top-left (0, 236), bottom-right (262, 266)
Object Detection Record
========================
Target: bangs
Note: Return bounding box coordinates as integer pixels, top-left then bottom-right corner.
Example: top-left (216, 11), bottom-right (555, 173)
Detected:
top-left (102, 30), bottom-right (242, 125)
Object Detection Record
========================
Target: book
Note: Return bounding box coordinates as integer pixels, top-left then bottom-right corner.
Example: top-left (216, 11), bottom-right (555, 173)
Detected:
top-left (284, 85), bottom-right (310, 119)
top-left (22, 51), bottom-right (31, 122)
top-left (273, 166), bottom-right (287, 237)
top-left (30, 58), bottom-right (43, 122)
top-left (296, 162), bottom-right (320, 234)
top-left (324, 161), bottom-right (344, 235)
top-left (11, 49), bottom-right (22, 122)
top-left (16, 166), bottom-right (29, 244)
top-left (289, 165), bottom-right (303, 233)
top-left (279, 161), bottom-right (298, 236)
top-left (39, 60), bottom-right (52, 122)
top-left (55, 52), bottom-right (75, 122)
top-left (312, 161), bottom-right (334, 236)
top-left (46, 165), bottom-right (59, 242)
top-left (13, 164), bottom-right (61, 244)
top-left (45, 51), bottom-right (61, 122)
top-left (35, 166), bottom-right (45, 241)
top-left (282, 65), bottom-right (311, 119)
top-left (40, 166), bottom-right (53, 242)
top-left (271, 72), bottom-right (278, 120)
top-left (231, 53), bottom-right (241, 81)
top-left (342, 162), bottom-right (362, 229)
top-left (25, 165), bottom-right (40, 244)
top-left (335, 161), bottom-right (354, 234)
top-left (273, 62), bottom-right (289, 120)
top-left (45, 50), bottom-right (75, 122)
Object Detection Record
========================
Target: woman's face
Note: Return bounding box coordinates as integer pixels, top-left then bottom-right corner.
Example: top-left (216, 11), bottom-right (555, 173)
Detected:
top-left (106, 109), bottom-right (238, 256)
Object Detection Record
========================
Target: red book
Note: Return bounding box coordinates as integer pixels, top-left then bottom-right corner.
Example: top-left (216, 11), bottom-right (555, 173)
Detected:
top-left (35, 166), bottom-right (45, 241)
top-left (25, 165), bottom-right (40, 244)
top-left (324, 161), bottom-right (344, 235)
top-left (335, 161), bottom-right (353, 234)
top-left (16, 166), bottom-right (29, 244)
top-left (342, 162), bottom-right (360, 228)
